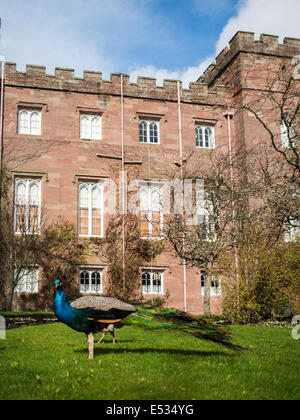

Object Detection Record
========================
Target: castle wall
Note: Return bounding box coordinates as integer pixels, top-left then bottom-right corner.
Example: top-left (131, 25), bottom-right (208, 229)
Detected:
top-left (3, 31), bottom-right (300, 314)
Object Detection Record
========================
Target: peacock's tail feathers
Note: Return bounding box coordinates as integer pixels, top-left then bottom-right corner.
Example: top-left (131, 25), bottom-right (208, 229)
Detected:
top-left (122, 306), bottom-right (245, 351)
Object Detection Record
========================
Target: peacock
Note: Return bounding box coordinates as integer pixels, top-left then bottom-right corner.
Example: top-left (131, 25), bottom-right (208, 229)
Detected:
top-left (53, 279), bottom-right (244, 359)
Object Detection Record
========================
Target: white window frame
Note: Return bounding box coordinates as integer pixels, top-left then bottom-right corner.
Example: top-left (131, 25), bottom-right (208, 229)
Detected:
top-left (18, 109), bottom-right (41, 135)
top-left (139, 184), bottom-right (163, 239)
top-left (79, 269), bottom-right (103, 294)
top-left (201, 272), bottom-right (221, 297)
top-left (195, 125), bottom-right (215, 149)
top-left (80, 114), bottom-right (102, 140)
top-left (142, 271), bottom-right (164, 295)
top-left (14, 268), bottom-right (39, 293)
top-left (78, 182), bottom-right (104, 238)
top-left (139, 120), bottom-right (160, 144)
top-left (14, 178), bottom-right (41, 234)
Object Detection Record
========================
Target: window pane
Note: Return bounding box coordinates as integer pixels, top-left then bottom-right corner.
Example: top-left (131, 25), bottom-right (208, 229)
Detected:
top-left (196, 126), bottom-right (203, 147)
top-left (151, 212), bottom-right (161, 237)
top-left (151, 188), bottom-right (161, 212)
top-left (92, 186), bottom-right (102, 236)
top-left (139, 121), bottom-right (147, 143)
top-left (140, 188), bottom-right (149, 212)
top-left (79, 186), bottom-right (89, 207)
top-left (91, 271), bottom-right (97, 292)
top-left (95, 272), bottom-right (101, 293)
top-left (205, 128), bottom-right (211, 148)
top-left (92, 209), bottom-right (102, 236)
top-left (80, 271), bottom-right (90, 293)
top-left (16, 205), bottom-right (26, 233)
top-left (91, 186), bottom-right (101, 209)
top-left (29, 182), bottom-right (39, 205)
top-left (16, 182), bottom-right (26, 204)
top-left (28, 270), bottom-right (38, 293)
top-left (91, 116), bottom-right (101, 140)
top-left (30, 111), bottom-right (41, 135)
top-left (140, 213), bottom-right (150, 237)
top-left (80, 271), bottom-right (86, 293)
top-left (80, 208), bottom-right (89, 236)
top-left (29, 206), bottom-right (39, 233)
top-left (80, 115), bottom-right (90, 139)
top-left (150, 122), bottom-right (158, 143)
top-left (153, 273), bottom-right (162, 294)
top-left (19, 110), bottom-right (29, 134)
top-left (142, 272), bottom-right (151, 294)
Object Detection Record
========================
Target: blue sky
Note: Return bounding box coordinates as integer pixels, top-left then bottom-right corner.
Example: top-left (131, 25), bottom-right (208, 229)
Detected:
top-left (0, 0), bottom-right (299, 87)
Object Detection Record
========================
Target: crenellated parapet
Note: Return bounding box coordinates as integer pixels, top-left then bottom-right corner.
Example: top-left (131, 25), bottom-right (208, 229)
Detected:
top-left (4, 63), bottom-right (231, 105)
top-left (5, 32), bottom-right (299, 103)
top-left (201, 31), bottom-right (300, 85)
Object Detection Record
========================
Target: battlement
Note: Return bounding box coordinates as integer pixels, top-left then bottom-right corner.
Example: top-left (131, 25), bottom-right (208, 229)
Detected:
top-left (201, 31), bottom-right (300, 85)
top-left (5, 32), bottom-right (299, 103)
top-left (4, 62), bottom-right (231, 105)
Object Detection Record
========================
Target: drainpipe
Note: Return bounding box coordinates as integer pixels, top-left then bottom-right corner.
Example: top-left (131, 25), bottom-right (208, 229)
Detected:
top-left (0, 58), bottom-right (5, 212)
top-left (121, 75), bottom-right (126, 293)
top-left (177, 81), bottom-right (187, 312)
top-left (224, 111), bottom-right (240, 311)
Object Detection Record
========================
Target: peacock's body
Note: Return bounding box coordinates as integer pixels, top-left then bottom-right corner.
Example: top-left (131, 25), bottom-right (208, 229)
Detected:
top-left (53, 280), bottom-right (136, 358)
top-left (53, 279), bottom-right (243, 359)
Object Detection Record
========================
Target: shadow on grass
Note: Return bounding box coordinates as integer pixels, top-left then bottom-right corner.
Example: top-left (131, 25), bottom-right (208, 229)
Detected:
top-left (74, 345), bottom-right (233, 358)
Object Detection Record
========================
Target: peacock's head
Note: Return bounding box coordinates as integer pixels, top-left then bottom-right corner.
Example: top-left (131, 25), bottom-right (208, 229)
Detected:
top-left (54, 279), bottom-right (61, 288)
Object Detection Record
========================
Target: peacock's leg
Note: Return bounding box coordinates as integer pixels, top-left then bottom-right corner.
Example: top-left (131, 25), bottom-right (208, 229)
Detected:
top-left (111, 329), bottom-right (116, 344)
top-left (87, 332), bottom-right (94, 360)
top-left (95, 331), bottom-right (106, 345)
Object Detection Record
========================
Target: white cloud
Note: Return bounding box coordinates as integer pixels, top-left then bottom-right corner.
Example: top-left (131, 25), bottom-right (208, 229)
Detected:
top-left (130, 0), bottom-right (300, 89)
top-left (1, 0), bottom-right (299, 88)
top-left (0, 0), bottom-right (173, 78)
top-left (216, 0), bottom-right (300, 54)
top-left (129, 57), bottom-right (213, 89)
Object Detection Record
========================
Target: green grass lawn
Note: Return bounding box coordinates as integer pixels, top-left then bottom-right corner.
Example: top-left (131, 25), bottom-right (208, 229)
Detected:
top-left (0, 323), bottom-right (299, 400)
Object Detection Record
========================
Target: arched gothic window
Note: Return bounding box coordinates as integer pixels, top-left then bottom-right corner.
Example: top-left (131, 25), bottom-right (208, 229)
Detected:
top-left (195, 125), bottom-right (215, 149)
top-left (79, 182), bottom-right (103, 237)
top-left (14, 179), bottom-right (41, 234)
top-left (139, 120), bottom-right (159, 144)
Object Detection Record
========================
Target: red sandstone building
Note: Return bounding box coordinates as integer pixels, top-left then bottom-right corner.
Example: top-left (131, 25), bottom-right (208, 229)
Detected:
top-left (1, 31), bottom-right (299, 313)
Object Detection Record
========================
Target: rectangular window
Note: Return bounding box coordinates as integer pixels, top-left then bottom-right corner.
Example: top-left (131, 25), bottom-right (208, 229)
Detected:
top-left (201, 271), bottom-right (221, 296)
top-left (78, 182), bottom-right (103, 237)
top-left (195, 125), bottom-right (215, 149)
top-left (139, 120), bottom-right (160, 144)
top-left (15, 269), bottom-right (39, 293)
top-left (18, 109), bottom-right (41, 135)
top-left (79, 269), bottom-right (102, 294)
top-left (80, 114), bottom-right (102, 140)
top-left (142, 271), bottom-right (163, 295)
top-left (139, 184), bottom-right (163, 238)
top-left (14, 178), bottom-right (41, 234)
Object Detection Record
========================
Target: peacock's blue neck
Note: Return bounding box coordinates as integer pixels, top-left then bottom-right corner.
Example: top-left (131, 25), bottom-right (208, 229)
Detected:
top-left (53, 286), bottom-right (75, 324)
